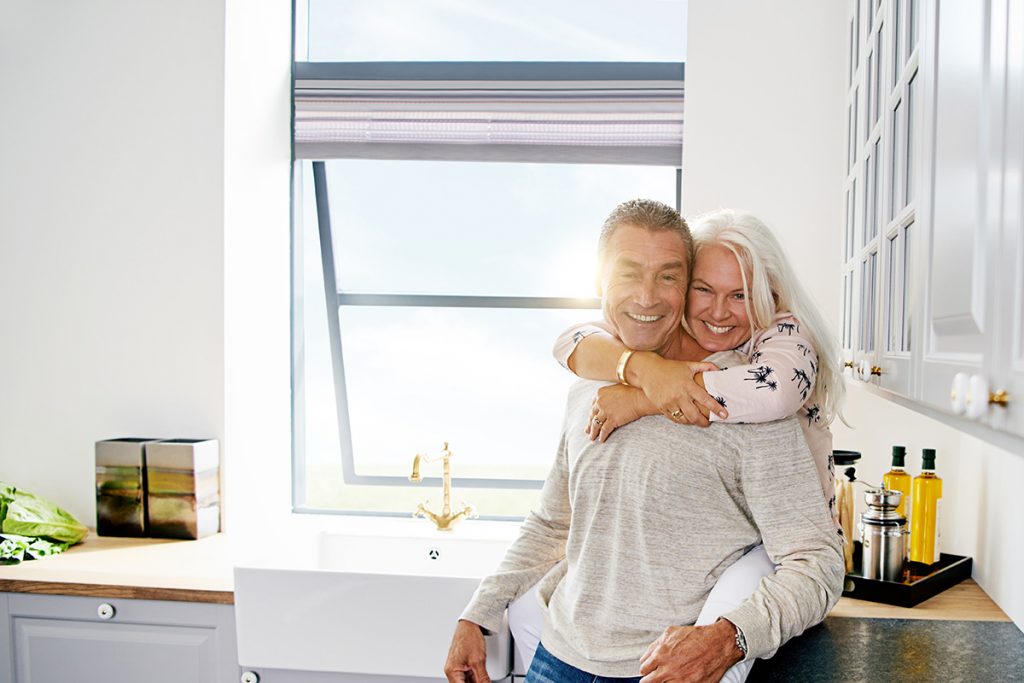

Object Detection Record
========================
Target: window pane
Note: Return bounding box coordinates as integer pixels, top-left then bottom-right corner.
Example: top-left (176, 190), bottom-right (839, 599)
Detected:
top-left (324, 159), bottom-right (675, 297)
top-left (338, 305), bottom-right (582, 479)
top-left (307, 0), bottom-right (687, 62)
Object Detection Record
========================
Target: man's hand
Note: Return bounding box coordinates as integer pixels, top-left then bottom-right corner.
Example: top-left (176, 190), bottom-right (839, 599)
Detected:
top-left (443, 619), bottom-right (491, 683)
top-left (638, 619), bottom-right (744, 683)
top-left (587, 383), bottom-right (654, 441)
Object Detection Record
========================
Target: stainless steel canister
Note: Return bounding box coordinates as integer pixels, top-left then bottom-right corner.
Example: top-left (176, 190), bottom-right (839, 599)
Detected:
top-left (859, 488), bottom-right (908, 581)
top-left (95, 438), bottom-right (161, 536)
top-left (145, 439), bottom-right (220, 539)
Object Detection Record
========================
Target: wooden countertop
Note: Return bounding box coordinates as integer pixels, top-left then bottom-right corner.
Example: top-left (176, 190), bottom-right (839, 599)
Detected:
top-left (0, 532), bottom-right (234, 604)
top-left (832, 578), bottom-right (1009, 621)
top-left (0, 533), bottom-right (1012, 621)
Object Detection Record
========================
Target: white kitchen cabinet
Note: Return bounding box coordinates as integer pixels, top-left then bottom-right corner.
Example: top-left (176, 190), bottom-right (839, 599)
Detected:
top-left (844, 0), bottom-right (1024, 439)
top-left (917, 0), bottom-right (1002, 410)
top-left (993, 0), bottom-right (1024, 437)
top-left (0, 592), bottom-right (239, 683)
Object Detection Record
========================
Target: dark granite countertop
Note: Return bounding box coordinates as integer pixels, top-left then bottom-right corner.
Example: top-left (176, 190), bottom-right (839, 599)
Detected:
top-left (750, 617), bottom-right (1024, 682)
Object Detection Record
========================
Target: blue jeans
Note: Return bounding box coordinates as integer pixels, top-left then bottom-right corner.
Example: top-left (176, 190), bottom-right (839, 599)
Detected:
top-left (525, 642), bottom-right (641, 683)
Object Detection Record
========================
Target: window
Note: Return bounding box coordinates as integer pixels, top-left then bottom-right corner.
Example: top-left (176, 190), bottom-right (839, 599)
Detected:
top-left (293, 5), bottom-right (687, 517)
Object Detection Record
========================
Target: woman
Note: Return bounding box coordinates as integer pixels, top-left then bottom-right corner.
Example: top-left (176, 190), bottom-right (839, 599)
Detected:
top-left (511, 208), bottom-right (845, 678)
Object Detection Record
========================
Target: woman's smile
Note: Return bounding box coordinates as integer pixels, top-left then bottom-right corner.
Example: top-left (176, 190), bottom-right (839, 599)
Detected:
top-left (687, 243), bottom-right (752, 352)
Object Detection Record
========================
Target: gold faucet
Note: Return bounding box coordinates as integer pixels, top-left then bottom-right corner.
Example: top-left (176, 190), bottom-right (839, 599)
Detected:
top-left (409, 442), bottom-right (476, 531)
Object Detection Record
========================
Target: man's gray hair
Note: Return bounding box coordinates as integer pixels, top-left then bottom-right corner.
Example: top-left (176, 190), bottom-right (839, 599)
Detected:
top-left (598, 199), bottom-right (693, 265)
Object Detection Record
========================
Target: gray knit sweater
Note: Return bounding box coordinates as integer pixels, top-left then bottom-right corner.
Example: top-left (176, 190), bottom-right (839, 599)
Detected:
top-left (461, 380), bottom-right (844, 678)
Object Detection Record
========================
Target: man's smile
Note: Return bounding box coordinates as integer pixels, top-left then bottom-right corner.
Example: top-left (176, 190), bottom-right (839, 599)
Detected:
top-left (625, 312), bottom-right (664, 323)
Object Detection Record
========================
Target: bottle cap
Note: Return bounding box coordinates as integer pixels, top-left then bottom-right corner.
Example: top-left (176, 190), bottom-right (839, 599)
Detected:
top-left (922, 448), bottom-right (937, 469)
top-left (891, 445), bottom-right (906, 467)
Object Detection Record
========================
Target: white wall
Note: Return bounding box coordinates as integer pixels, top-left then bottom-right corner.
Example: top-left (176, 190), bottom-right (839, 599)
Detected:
top-left (684, 0), bottom-right (1024, 628)
top-left (0, 2), bottom-right (227, 521)
top-left (0, 1), bottom-right (293, 535)
top-left (683, 0), bottom-right (846, 326)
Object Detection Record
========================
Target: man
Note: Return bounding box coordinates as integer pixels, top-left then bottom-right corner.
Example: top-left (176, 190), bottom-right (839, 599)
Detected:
top-left (444, 199), bottom-right (843, 682)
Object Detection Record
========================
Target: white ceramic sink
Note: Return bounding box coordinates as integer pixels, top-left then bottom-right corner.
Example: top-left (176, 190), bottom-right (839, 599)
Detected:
top-left (234, 523), bottom-right (515, 679)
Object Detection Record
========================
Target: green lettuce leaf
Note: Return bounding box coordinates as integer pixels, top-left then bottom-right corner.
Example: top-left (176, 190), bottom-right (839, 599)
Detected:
top-left (0, 482), bottom-right (88, 545)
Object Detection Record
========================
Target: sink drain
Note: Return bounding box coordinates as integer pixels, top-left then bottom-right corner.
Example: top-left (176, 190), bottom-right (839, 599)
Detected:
top-left (428, 548), bottom-right (441, 560)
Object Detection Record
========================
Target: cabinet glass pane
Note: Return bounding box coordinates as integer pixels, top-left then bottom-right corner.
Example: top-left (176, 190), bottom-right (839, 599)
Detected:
top-left (855, 0), bottom-right (861, 64)
top-left (893, 0), bottom-right (902, 88)
top-left (848, 90), bottom-right (860, 171)
top-left (851, 178), bottom-right (858, 254)
top-left (906, 71), bottom-right (918, 205)
top-left (902, 223), bottom-right (913, 351)
top-left (845, 185), bottom-right (854, 260)
top-left (872, 140), bottom-right (881, 239)
top-left (910, 0), bottom-right (919, 52)
top-left (873, 21), bottom-right (884, 126)
top-left (866, 50), bottom-right (875, 142)
top-left (860, 252), bottom-right (878, 351)
top-left (845, 271), bottom-right (854, 349)
top-left (863, 153), bottom-right (873, 247)
top-left (890, 97), bottom-right (904, 220)
top-left (886, 232), bottom-right (903, 351)
top-left (850, 18), bottom-right (857, 85)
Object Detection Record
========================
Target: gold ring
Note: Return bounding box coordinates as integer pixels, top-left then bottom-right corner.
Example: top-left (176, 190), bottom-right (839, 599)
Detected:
top-left (671, 409), bottom-right (684, 419)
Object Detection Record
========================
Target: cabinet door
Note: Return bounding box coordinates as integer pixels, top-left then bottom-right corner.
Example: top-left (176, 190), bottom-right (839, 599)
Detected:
top-left (994, 0), bottom-right (1024, 435)
top-left (5, 593), bottom-right (237, 683)
top-left (918, 0), bottom-right (1003, 410)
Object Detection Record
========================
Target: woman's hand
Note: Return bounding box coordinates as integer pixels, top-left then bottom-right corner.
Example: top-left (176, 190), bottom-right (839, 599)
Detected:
top-left (586, 384), bottom-right (657, 442)
top-left (629, 354), bottom-right (728, 427)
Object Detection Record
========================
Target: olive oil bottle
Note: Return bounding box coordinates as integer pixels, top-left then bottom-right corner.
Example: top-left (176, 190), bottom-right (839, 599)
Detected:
top-left (882, 445), bottom-right (912, 518)
top-left (909, 448), bottom-right (943, 565)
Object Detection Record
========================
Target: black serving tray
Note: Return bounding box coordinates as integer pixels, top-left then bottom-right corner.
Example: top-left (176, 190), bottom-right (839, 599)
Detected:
top-left (842, 542), bottom-right (973, 607)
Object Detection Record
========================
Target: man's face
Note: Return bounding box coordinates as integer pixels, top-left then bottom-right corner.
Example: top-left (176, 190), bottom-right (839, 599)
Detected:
top-left (600, 223), bottom-right (689, 354)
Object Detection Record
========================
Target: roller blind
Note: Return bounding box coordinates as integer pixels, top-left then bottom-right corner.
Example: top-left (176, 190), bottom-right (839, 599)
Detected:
top-left (294, 62), bottom-right (685, 166)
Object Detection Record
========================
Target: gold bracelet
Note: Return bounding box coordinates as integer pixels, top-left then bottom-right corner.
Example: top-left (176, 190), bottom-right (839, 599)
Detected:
top-left (616, 349), bottom-right (636, 385)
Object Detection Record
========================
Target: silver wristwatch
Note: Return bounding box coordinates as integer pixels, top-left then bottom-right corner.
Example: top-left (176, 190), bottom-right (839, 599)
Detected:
top-left (733, 623), bottom-right (748, 658)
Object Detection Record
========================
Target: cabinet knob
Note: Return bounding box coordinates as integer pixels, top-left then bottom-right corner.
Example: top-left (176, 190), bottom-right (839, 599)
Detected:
top-left (965, 374), bottom-right (990, 420)
top-left (240, 673), bottom-right (260, 683)
top-left (989, 390), bottom-right (1010, 407)
top-left (97, 603), bottom-right (115, 620)
top-left (870, 366), bottom-right (883, 376)
top-left (844, 360), bottom-right (855, 369)
top-left (950, 372), bottom-right (969, 415)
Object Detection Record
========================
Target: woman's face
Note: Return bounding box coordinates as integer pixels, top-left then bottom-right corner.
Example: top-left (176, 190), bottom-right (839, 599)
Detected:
top-left (686, 243), bottom-right (753, 352)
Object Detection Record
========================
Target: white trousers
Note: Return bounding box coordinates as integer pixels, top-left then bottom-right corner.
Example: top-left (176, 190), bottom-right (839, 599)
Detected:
top-left (508, 544), bottom-right (777, 681)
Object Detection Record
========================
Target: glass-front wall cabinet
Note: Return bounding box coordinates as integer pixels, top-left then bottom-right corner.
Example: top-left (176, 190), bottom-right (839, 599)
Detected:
top-left (843, 0), bottom-right (1024, 438)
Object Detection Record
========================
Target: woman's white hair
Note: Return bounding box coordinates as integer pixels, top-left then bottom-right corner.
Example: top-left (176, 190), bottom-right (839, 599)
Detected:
top-left (688, 209), bottom-right (846, 424)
